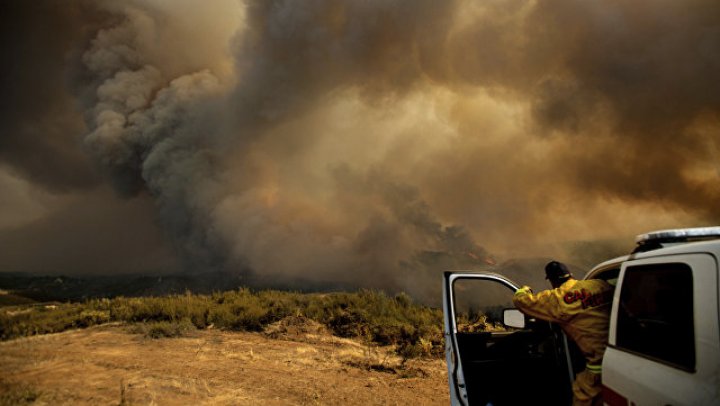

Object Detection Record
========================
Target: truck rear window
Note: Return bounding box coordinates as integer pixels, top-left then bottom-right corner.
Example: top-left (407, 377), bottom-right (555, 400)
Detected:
top-left (616, 263), bottom-right (695, 371)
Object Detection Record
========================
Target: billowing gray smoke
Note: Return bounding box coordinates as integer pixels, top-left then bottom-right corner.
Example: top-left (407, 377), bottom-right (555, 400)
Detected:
top-left (81, 12), bottom-right (227, 269)
top-left (70, 0), bottom-right (497, 297)
top-left (1, 0), bottom-right (719, 300)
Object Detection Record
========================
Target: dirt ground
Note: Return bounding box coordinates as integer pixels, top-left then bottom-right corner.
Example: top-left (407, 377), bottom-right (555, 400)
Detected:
top-left (0, 322), bottom-right (449, 405)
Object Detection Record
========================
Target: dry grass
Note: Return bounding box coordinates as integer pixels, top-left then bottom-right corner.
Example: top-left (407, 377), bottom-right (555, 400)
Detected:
top-left (0, 381), bottom-right (39, 406)
top-left (0, 324), bottom-right (449, 405)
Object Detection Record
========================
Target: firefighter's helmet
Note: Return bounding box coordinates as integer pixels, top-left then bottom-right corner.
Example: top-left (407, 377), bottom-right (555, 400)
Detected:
top-left (545, 261), bottom-right (571, 281)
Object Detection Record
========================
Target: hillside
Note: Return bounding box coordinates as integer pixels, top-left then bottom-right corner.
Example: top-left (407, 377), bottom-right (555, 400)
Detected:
top-left (0, 323), bottom-right (448, 405)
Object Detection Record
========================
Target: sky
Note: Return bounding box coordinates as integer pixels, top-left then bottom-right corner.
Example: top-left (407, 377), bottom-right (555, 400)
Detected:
top-left (1, 0), bottom-right (719, 298)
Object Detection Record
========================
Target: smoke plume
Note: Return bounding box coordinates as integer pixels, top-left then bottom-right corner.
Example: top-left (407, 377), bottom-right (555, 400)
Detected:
top-left (1, 0), bottom-right (719, 299)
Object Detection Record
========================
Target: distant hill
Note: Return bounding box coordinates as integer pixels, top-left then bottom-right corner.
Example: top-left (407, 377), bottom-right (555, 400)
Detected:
top-left (0, 273), bottom-right (243, 303)
top-left (0, 271), bottom-right (369, 303)
top-left (0, 290), bottom-right (37, 306)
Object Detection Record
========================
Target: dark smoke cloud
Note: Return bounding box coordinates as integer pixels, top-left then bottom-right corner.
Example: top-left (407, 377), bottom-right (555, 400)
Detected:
top-left (522, 0), bottom-right (720, 215)
top-left (0, 186), bottom-right (179, 275)
top-left (1, 0), bottom-right (719, 300)
top-left (0, 1), bottom-right (106, 191)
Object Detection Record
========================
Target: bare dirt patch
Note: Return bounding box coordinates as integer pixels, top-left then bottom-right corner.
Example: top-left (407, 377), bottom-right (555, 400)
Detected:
top-left (0, 324), bottom-right (449, 405)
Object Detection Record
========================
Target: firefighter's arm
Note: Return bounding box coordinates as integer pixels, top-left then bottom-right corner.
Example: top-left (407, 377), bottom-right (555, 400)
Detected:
top-left (512, 286), bottom-right (566, 323)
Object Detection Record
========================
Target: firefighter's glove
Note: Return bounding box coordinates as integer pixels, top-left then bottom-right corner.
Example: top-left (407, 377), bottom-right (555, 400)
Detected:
top-left (514, 286), bottom-right (533, 297)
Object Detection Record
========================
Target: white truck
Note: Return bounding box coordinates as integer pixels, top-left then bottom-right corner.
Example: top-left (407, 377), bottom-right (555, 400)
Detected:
top-left (443, 227), bottom-right (720, 405)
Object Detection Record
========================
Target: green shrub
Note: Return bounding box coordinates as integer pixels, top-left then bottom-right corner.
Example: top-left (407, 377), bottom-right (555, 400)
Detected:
top-left (0, 304), bottom-right (111, 340)
top-left (1, 288), bottom-right (447, 358)
top-left (130, 318), bottom-right (196, 339)
top-left (76, 310), bottom-right (111, 327)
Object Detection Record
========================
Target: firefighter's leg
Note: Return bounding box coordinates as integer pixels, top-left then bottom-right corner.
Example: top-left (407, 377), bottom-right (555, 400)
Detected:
top-left (572, 370), bottom-right (602, 406)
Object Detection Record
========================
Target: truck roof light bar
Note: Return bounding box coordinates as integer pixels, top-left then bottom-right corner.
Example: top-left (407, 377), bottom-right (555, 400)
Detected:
top-left (633, 226), bottom-right (720, 253)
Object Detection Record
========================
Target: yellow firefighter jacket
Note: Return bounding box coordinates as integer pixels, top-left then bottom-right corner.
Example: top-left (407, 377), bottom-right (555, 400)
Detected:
top-left (513, 278), bottom-right (613, 365)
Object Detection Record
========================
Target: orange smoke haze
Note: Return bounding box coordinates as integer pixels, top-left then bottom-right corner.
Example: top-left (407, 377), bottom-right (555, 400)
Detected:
top-left (0, 0), bottom-right (718, 299)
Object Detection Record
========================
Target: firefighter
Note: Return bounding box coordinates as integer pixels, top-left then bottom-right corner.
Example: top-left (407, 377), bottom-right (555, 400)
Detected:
top-left (512, 261), bottom-right (613, 406)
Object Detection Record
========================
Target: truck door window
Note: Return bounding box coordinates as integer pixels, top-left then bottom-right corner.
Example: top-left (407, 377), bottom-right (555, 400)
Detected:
top-left (453, 278), bottom-right (515, 333)
top-left (616, 263), bottom-right (695, 371)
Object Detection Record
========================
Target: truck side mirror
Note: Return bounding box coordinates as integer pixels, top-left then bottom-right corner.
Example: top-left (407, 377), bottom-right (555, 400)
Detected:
top-left (503, 308), bottom-right (526, 329)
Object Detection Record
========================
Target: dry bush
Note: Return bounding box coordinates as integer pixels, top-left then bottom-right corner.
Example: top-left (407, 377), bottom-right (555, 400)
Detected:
top-left (2, 288), bottom-right (446, 358)
top-left (263, 315), bottom-right (328, 340)
top-left (0, 381), bottom-right (40, 406)
top-left (129, 318), bottom-right (197, 339)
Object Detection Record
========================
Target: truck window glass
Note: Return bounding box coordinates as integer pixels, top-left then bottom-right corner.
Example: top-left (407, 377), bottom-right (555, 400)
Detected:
top-left (616, 263), bottom-right (695, 371)
top-left (452, 278), bottom-right (515, 333)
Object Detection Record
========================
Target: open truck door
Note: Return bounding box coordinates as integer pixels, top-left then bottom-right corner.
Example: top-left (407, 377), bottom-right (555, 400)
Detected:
top-left (443, 271), bottom-right (574, 405)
